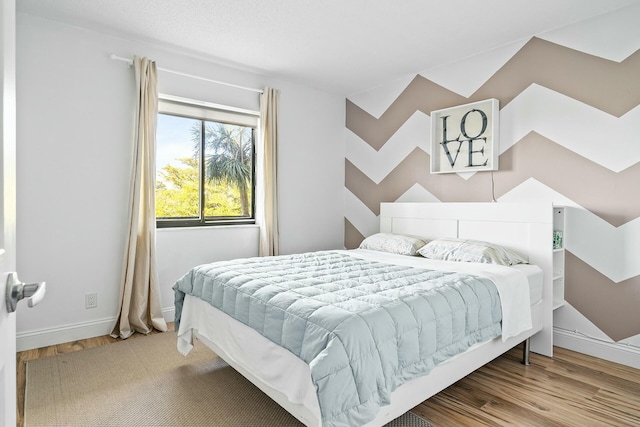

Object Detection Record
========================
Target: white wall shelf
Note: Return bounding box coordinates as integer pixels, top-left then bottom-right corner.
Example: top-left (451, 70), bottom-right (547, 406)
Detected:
top-left (552, 206), bottom-right (566, 310)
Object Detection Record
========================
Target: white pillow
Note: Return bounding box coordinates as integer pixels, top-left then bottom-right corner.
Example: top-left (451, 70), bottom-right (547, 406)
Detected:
top-left (417, 238), bottom-right (528, 266)
top-left (358, 233), bottom-right (428, 256)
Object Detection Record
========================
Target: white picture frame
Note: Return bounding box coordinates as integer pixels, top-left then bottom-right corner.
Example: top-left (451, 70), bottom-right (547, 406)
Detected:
top-left (430, 98), bottom-right (499, 174)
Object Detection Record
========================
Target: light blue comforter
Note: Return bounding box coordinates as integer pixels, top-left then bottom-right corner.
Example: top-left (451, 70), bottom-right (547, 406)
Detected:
top-left (173, 251), bottom-right (502, 427)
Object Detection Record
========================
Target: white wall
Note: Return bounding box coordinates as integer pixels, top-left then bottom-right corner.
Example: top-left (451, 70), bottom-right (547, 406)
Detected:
top-left (15, 13), bottom-right (345, 350)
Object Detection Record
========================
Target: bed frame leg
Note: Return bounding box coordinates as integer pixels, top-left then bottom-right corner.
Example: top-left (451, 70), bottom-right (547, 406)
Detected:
top-left (522, 338), bottom-right (531, 366)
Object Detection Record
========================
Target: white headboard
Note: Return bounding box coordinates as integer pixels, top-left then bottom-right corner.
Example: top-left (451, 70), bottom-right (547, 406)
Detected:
top-left (379, 202), bottom-right (554, 356)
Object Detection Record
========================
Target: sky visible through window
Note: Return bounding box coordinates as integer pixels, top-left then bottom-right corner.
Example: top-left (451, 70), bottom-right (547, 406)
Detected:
top-left (156, 114), bottom-right (198, 180)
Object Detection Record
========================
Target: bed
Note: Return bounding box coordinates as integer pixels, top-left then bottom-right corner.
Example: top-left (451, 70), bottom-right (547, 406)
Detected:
top-left (174, 202), bottom-right (554, 427)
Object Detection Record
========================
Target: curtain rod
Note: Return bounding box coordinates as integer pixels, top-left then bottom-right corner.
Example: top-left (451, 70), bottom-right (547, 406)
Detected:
top-left (110, 54), bottom-right (264, 94)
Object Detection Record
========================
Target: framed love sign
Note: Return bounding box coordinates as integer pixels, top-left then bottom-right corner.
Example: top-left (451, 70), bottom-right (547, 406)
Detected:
top-left (430, 98), bottom-right (499, 174)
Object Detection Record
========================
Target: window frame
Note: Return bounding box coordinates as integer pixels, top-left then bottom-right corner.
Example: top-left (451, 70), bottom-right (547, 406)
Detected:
top-left (155, 95), bottom-right (259, 228)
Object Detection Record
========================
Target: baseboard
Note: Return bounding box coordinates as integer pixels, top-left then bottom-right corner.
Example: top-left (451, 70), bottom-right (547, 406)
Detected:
top-left (553, 327), bottom-right (640, 369)
top-left (16, 307), bottom-right (176, 352)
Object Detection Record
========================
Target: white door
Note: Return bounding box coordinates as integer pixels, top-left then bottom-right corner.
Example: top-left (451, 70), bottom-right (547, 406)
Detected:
top-left (1, 0), bottom-right (17, 425)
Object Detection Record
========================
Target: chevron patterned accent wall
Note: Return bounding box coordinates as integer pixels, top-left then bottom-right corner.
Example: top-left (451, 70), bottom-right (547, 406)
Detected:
top-left (344, 5), bottom-right (640, 353)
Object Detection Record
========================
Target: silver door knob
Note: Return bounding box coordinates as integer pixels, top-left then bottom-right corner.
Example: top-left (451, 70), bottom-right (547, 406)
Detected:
top-left (5, 272), bottom-right (46, 313)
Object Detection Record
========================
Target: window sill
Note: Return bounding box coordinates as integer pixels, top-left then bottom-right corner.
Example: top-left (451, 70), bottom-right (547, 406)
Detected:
top-left (156, 223), bottom-right (259, 233)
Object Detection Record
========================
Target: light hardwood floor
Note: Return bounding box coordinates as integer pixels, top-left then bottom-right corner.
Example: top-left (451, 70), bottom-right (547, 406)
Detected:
top-left (17, 329), bottom-right (640, 427)
top-left (413, 346), bottom-right (640, 427)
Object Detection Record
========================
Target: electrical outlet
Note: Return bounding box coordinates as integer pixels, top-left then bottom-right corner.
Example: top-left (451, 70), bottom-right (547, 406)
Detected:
top-left (85, 293), bottom-right (97, 309)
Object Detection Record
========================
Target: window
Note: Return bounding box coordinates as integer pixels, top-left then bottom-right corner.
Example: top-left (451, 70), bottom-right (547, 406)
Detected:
top-left (155, 95), bottom-right (258, 227)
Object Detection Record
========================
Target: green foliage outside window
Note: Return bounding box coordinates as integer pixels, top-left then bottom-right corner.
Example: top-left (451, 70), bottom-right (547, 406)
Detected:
top-left (155, 157), bottom-right (244, 218)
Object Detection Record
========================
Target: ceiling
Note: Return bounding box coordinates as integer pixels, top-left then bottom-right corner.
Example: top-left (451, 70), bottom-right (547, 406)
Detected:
top-left (16, 0), bottom-right (640, 95)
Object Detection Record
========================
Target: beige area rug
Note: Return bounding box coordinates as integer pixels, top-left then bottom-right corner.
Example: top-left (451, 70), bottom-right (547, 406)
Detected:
top-left (25, 331), bottom-right (433, 427)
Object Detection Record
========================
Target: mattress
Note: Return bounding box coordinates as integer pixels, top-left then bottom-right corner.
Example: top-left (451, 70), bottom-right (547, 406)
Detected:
top-left (176, 251), bottom-right (542, 426)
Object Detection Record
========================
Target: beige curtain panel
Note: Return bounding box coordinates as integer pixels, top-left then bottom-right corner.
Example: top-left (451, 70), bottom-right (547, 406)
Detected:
top-left (258, 87), bottom-right (280, 257)
top-left (112, 56), bottom-right (167, 339)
